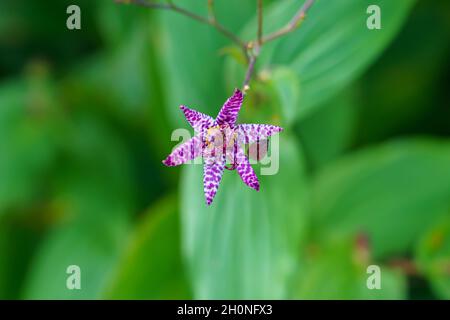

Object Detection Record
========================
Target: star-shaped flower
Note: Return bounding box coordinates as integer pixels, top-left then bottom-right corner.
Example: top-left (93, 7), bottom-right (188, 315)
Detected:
top-left (162, 89), bottom-right (283, 205)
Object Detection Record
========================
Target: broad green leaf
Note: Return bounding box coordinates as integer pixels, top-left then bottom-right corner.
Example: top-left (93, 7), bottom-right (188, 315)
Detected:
top-left (353, 2), bottom-right (450, 144)
top-left (65, 23), bottom-right (172, 156)
top-left (311, 139), bottom-right (450, 259)
top-left (104, 196), bottom-right (191, 299)
top-left (294, 238), bottom-right (406, 299)
top-left (296, 88), bottom-right (358, 170)
top-left (181, 135), bottom-right (308, 299)
top-left (270, 67), bottom-right (301, 127)
top-left (22, 116), bottom-right (134, 299)
top-left (274, 0), bottom-right (416, 117)
top-left (51, 113), bottom-right (134, 222)
top-left (0, 215), bottom-right (41, 299)
top-left (97, 0), bottom-right (153, 48)
top-left (23, 217), bottom-right (130, 299)
top-left (415, 215), bottom-right (450, 299)
top-left (227, 0), bottom-right (417, 120)
top-left (0, 77), bottom-right (58, 214)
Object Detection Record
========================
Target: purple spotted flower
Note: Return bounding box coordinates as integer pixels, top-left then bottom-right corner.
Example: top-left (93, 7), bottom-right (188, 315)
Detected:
top-left (162, 89), bottom-right (283, 205)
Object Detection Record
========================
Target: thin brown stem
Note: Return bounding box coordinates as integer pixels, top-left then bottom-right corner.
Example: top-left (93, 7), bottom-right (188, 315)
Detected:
top-left (117, 0), bottom-right (316, 94)
top-left (242, 54), bottom-right (257, 92)
top-left (116, 0), bottom-right (247, 50)
top-left (261, 0), bottom-right (315, 44)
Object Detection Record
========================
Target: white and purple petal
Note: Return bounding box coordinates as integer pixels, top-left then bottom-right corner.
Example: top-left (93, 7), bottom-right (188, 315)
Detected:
top-left (162, 135), bottom-right (203, 167)
top-left (235, 146), bottom-right (260, 191)
top-left (203, 155), bottom-right (226, 205)
top-left (180, 105), bottom-right (214, 133)
top-left (215, 89), bottom-right (243, 128)
top-left (236, 124), bottom-right (283, 144)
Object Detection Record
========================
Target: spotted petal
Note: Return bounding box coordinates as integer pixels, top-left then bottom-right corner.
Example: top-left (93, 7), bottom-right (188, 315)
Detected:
top-left (215, 89), bottom-right (243, 128)
top-left (236, 124), bottom-right (283, 144)
top-left (162, 135), bottom-right (203, 166)
top-left (203, 155), bottom-right (225, 205)
top-left (180, 105), bottom-right (215, 133)
top-left (235, 146), bottom-right (260, 191)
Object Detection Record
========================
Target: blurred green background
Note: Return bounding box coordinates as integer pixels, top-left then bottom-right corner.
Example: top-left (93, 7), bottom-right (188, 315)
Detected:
top-left (1, 0), bottom-right (449, 300)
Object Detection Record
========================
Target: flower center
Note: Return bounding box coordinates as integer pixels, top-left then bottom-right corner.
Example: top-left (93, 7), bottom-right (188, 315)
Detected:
top-left (204, 124), bottom-right (239, 163)
top-left (205, 125), bottom-right (222, 148)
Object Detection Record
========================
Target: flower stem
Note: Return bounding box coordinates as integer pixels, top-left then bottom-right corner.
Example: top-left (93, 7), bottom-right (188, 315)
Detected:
top-left (242, 53), bottom-right (257, 92)
top-left (242, 0), bottom-right (316, 92)
top-left (261, 0), bottom-right (315, 44)
top-left (116, 0), bottom-right (316, 93)
top-left (116, 0), bottom-right (247, 51)
top-left (242, 0), bottom-right (263, 92)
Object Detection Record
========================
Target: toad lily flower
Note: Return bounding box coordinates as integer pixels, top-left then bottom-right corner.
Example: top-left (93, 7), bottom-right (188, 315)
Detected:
top-left (162, 89), bottom-right (283, 205)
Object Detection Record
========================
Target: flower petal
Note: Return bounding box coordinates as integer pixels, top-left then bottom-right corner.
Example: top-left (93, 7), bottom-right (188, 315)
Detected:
top-left (203, 155), bottom-right (225, 205)
top-left (237, 124), bottom-right (283, 144)
top-left (180, 105), bottom-right (215, 133)
top-left (162, 135), bottom-right (203, 166)
top-left (215, 89), bottom-right (243, 128)
top-left (235, 146), bottom-right (260, 191)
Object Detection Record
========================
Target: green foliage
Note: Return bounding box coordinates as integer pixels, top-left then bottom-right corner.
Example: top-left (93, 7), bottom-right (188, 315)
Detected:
top-left (270, 67), bottom-right (301, 127)
top-left (311, 139), bottom-right (450, 259)
top-left (296, 89), bottom-right (358, 170)
top-left (23, 218), bottom-right (130, 299)
top-left (104, 196), bottom-right (191, 299)
top-left (416, 216), bottom-right (450, 299)
top-left (0, 0), bottom-right (449, 300)
top-left (294, 238), bottom-right (406, 299)
top-left (227, 0), bottom-right (417, 120)
top-left (158, 0), bottom-right (258, 123)
top-left (181, 136), bottom-right (308, 299)
top-left (0, 215), bottom-right (41, 299)
top-left (0, 79), bottom-right (58, 213)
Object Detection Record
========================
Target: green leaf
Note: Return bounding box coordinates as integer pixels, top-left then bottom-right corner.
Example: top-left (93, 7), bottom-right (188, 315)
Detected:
top-left (311, 139), bottom-right (450, 259)
top-left (294, 238), bottom-right (406, 299)
top-left (181, 135), bottom-right (308, 299)
top-left (104, 196), bottom-right (191, 299)
top-left (97, 0), bottom-right (152, 48)
top-left (0, 78), bottom-right (59, 214)
top-left (53, 114), bottom-right (134, 222)
top-left (23, 216), bottom-right (130, 299)
top-left (0, 215), bottom-right (41, 299)
top-left (270, 67), bottom-right (301, 127)
top-left (227, 0), bottom-right (416, 120)
top-left (22, 118), bottom-right (134, 299)
top-left (415, 215), bottom-right (450, 299)
top-left (296, 88), bottom-right (358, 170)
